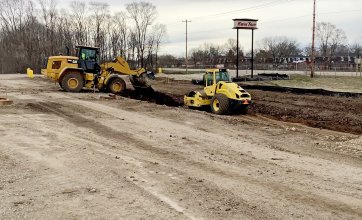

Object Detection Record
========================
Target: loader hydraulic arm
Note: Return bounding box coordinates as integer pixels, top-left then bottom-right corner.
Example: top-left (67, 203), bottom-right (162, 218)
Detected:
top-left (100, 56), bottom-right (154, 89)
top-left (100, 57), bottom-right (145, 76)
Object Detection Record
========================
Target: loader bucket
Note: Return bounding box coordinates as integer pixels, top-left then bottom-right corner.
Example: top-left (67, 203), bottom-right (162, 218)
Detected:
top-left (130, 72), bottom-right (155, 89)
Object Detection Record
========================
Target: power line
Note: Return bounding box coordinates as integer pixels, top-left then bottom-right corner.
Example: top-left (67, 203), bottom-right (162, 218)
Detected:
top-left (319, 9), bottom-right (362, 15)
top-left (263, 9), bottom-right (362, 24)
top-left (164, 0), bottom-right (295, 26)
top-left (186, 7), bottom-right (362, 35)
top-left (190, 0), bottom-right (296, 19)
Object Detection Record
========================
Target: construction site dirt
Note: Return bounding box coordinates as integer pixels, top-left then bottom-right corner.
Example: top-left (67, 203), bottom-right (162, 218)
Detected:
top-left (141, 77), bottom-right (362, 135)
top-left (1, 74), bottom-right (361, 219)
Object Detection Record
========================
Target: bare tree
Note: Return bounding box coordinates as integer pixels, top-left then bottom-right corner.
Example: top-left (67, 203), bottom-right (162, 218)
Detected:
top-left (70, 1), bottom-right (87, 46)
top-left (0, 0), bottom-right (167, 73)
top-left (330, 28), bottom-right (347, 59)
top-left (351, 42), bottom-right (362, 58)
top-left (224, 38), bottom-right (243, 64)
top-left (0, 0), bottom-right (35, 73)
top-left (316, 22), bottom-right (334, 57)
top-left (55, 9), bottom-right (73, 54)
top-left (111, 12), bottom-right (129, 58)
top-left (0, 0), bottom-right (29, 33)
top-left (158, 54), bottom-right (180, 68)
top-left (316, 22), bottom-right (347, 59)
top-left (126, 1), bottom-right (157, 67)
top-left (260, 36), bottom-right (301, 63)
top-left (205, 43), bottom-right (223, 66)
top-left (89, 2), bottom-right (109, 49)
top-left (37, 0), bottom-right (58, 55)
top-left (127, 31), bottom-right (138, 68)
top-left (146, 23), bottom-right (166, 69)
top-left (190, 48), bottom-right (207, 67)
top-left (189, 43), bottom-right (224, 67)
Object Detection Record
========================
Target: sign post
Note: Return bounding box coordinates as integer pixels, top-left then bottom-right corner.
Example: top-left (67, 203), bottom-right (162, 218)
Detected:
top-left (233, 18), bottom-right (258, 79)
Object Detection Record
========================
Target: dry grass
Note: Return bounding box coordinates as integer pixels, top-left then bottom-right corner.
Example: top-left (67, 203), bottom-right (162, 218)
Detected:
top-left (247, 74), bottom-right (362, 93)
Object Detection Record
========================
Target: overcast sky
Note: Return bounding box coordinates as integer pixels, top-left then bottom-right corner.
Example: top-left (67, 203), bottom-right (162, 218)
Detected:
top-left (59, 0), bottom-right (362, 56)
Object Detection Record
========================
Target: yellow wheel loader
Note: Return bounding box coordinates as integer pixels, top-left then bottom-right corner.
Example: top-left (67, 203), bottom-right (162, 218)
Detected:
top-left (35, 45), bottom-right (154, 94)
top-left (184, 69), bottom-right (251, 115)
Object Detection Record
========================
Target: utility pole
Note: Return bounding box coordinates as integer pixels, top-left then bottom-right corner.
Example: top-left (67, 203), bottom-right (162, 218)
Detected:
top-left (236, 29), bottom-right (239, 78)
top-left (251, 28), bottom-right (255, 78)
top-left (311, 0), bottom-right (316, 78)
top-left (182, 20), bottom-right (191, 74)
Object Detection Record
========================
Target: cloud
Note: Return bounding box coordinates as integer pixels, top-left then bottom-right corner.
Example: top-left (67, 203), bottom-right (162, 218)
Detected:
top-left (59, 0), bottom-right (362, 56)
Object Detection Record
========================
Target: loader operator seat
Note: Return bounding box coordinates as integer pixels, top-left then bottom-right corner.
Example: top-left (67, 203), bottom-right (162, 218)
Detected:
top-left (77, 46), bottom-right (100, 74)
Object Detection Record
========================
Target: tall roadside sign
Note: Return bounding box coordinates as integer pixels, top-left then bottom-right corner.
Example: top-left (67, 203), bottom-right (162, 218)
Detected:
top-left (233, 18), bottom-right (258, 79)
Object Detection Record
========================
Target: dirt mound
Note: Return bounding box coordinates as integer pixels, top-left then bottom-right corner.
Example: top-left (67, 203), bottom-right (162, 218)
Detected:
top-left (249, 90), bottom-right (362, 134)
top-left (241, 85), bottom-right (362, 98)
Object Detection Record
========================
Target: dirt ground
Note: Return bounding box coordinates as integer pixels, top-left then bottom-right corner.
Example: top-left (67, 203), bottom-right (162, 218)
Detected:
top-left (1, 74), bottom-right (362, 219)
top-left (151, 77), bottom-right (362, 135)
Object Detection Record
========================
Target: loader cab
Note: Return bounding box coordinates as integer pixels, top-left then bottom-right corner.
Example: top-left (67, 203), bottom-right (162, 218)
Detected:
top-left (76, 46), bottom-right (100, 74)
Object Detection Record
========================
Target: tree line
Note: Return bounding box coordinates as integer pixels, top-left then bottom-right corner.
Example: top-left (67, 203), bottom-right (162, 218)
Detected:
top-left (1, 0), bottom-right (361, 73)
top-left (158, 21), bottom-right (361, 68)
top-left (0, 0), bottom-right (167, 74)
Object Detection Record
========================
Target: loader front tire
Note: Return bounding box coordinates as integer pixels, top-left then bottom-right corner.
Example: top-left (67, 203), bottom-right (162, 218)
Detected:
top-left (211, 94), bottom-right (229, 115)
top-left (61, 72), bottom-right (83, 93)
top-left (108, 77), bottom-right (126, 94)
top-left (59, 82), bottom-right (64, 89)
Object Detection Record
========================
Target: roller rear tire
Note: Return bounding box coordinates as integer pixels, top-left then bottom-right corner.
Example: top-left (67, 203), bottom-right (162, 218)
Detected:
top-left (210, 94), bottom-right (229, 115)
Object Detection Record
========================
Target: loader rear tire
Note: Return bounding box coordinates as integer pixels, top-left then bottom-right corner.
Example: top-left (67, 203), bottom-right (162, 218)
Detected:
top-left (61, 72), bottom-right (83, 93)
top-left (108, 77), bottom-right (126, 94)
top-left (211, 94), bottom-right (229, 115)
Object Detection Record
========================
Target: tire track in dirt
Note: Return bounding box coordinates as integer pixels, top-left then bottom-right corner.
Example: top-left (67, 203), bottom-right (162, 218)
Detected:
top-left (4, 99), bottom-right (284, 218)
top-left (0, 113), bottom-right (190, 219)
top-left (24, 100), bottom-right (266, 219)
top-left (25, 96), bottom-right (362, 220)
top-left (70, 126), bottom-right (362, 219)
